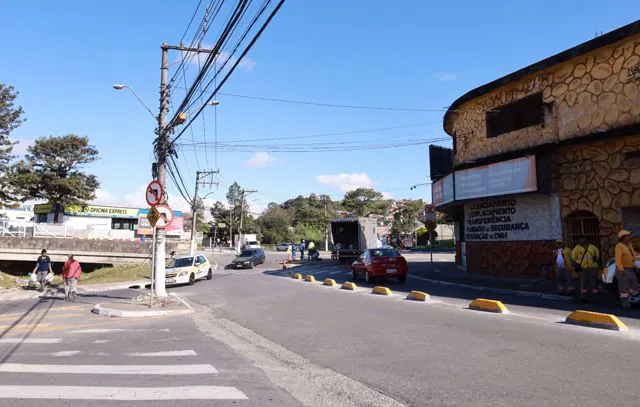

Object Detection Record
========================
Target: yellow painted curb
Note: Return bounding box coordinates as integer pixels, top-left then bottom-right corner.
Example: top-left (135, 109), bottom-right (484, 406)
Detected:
top-left (469, 298), bottom-right (509, 314)
top-left (305, 275), bottom-right (316, 282)
top-left (291, 273), bottom-right (302, 280)
top-left (341, 281), bottom-right (357, 290)
top-left (372, 286), bottom-right (392, 296)
top-left (565, 310), bottom-right (628, 331)
top-left (323, 278), bottom-right (337, 286)
top-left (407, 290), bottom-right (430, 301)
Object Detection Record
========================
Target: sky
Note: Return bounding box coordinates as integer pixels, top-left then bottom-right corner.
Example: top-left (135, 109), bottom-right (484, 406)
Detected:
top-left (1, 1), bottom-right (637, 215)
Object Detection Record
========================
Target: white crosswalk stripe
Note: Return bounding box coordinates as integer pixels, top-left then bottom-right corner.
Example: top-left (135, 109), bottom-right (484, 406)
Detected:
top-left (0, 363), bottom-right (218, 375)
top-left (0, 386), bottom-right (248, 401)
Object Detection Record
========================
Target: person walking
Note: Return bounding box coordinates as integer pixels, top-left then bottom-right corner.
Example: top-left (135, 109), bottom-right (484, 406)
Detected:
top-left (572, 236), bottom-right (600, 302)
top-left (553, 240), bottom-right (575, 295)
top-left (286, 244), bottom-right (293, 263)
top-left (32, 249), bottom-right (52, 293)
top-left (615, 230), bottom-right (638, 309)
top-left (299, 240), bottom-right (306, 261)
top-left (62, 255), bottom-right (82, 301)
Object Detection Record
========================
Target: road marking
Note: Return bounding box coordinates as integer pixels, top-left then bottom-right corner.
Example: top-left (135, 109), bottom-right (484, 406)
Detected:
top-left (0, 338), bottom-right (61, 344)
top-left (0, 385), bottom-right (247, 400)
top-left (93, 340), bottom-right (110, 344)
top-left (407, 275), bottom-right (430, 282)
top-left (126, 350), bottom-right (197, 357)
top-left (0, 363), bottom-right (218, 375)
top-left (0, 323), bottom-right (52, 328)
top-left (50, 350), bottom-right (81, 357)
top-left (71, 328), bottom-right (171, 333)
top-left (327, 269), bottom-right (347, 276)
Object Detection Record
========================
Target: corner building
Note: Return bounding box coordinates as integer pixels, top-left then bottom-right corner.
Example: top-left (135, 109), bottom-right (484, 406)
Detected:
top-left (434, 20), bottom-right (640, 277)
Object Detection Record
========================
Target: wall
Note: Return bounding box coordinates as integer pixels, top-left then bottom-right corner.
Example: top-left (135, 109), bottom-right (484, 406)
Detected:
top-left (0, 236), bottom-right (178, 254)
top-left (556, 133), bottom-right (640, 258)
top-left (466, 241), bottom-right (555, 278)
top-left (450, 33), bottom-right (640, 165)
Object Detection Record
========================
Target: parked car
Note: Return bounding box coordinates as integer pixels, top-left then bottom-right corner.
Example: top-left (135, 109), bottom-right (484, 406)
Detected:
top-left (244, 240), bottom-right (261, 249)
top-left (165, 254), bottom-right (213, 286)
top-left (276, 242), bottom-right (291, 251)
top-left (232, 249), bottom-right (266, 269)
top-left (351, 248), bottom-right (408, 284)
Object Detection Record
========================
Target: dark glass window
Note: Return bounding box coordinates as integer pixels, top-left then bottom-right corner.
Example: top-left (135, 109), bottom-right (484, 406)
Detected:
top-left (486, 93), bottom-right (545, 138)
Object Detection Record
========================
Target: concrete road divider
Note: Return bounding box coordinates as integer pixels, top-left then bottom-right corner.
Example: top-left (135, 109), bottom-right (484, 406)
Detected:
top-left (291, 273), bottom-right (302, 280)
top-left (323, 278), bottom-right (337, 286)
top-left (565, 310), bottom-right (628, 331)
top-left (469, 298), bottom-right (509, 314)
top-left (305, 275), bottom-right (316, 283)
top-left (372, 286), bottom-right (392, 296)
top-left (341, 282), bottom-right (357, 290)
top-left (407, 290), bottom-right (430, 302)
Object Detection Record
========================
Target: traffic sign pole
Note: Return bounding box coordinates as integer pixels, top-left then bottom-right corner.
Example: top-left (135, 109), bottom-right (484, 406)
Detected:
top-left (150, 226), bottom-right (156, 307)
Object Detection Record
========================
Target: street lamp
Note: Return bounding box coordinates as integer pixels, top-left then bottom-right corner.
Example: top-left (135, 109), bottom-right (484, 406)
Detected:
top-left (207, 100), bottom-right (220, 106)
top-left (112, 84), bottom-right (156, 120)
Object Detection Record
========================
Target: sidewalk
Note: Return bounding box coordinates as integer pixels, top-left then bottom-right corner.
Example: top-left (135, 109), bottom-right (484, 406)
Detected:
top-left (92, 293), bottom-right (193, 317)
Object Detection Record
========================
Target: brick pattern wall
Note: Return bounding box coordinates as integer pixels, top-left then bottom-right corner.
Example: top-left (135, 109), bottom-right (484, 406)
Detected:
top-left (465, 240), bottom-right (555, 278)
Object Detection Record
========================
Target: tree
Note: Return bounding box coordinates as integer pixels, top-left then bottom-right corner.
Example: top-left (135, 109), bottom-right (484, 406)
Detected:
top-left (0, 84), bottom-right (25, 207)
top-left (11, 134), bottom-right (99, 221)
top-left (258, 206), bottom-right (292, 244)
top-left (342, 188), bottom-right (390, 217)
top-left (391, 199), bottom-right (425, 243)
top-left (210, 201), bottom-right (232, 245)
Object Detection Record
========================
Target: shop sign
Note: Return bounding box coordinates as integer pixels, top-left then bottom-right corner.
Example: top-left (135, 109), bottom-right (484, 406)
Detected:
top-left (464, 195), bottom-right (555, 241)
top-left (34, 203), bottom-right (139, 218)
top-left (455, 156), bottom-right (537, 201)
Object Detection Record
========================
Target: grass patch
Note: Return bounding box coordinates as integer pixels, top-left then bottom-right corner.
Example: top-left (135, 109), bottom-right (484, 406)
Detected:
top-left (0, 270), bottom-right (21, 289)
top-left (81, 264), bottom-right (151, 285)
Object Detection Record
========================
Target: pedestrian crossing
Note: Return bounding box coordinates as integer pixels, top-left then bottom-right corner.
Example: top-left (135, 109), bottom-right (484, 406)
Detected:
top-left (0, 324), bottom-right (250, 403)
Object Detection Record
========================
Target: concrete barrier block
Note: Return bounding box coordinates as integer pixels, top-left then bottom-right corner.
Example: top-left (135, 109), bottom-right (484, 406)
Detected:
top-left (565, 310), bottom-right (628, 331)
top-left (323, 278), bottom-right (337, 286)
top-left (372, 286), bottom-right (391, 296)
top-left (407, 290), bottom-right (430, 301)
top-left (341, 282), bottom-right (357, 290)
top-left (305, 275), bottom-right (316, 282)
top-left (291, 273), bottom-right (302, 280)
top-left (469, 298), bottom-right (509, 313)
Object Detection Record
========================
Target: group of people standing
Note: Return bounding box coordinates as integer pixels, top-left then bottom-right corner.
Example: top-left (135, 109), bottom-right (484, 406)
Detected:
top-left (554, 230), bottom-right (638, 307)
top-left (286, 240), bottom-right (316, 262)
top-left (32, 249), bottom-right (82, 301)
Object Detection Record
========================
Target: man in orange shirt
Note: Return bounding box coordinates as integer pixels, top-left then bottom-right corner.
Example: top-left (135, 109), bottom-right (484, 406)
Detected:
top-left (615, 230), bottom-right (638, 309)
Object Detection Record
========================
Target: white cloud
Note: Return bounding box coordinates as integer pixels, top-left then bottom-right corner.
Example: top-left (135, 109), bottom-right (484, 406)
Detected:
top-left (433, 72), bottom-right (457, 82)
top-left (316, 172), bottom-right (374, 193)
top-left (249, 201), bottom-right (268, 216)
top-left (381, 191), bottom-right (393, 199)
top-left (243, 151), bottom-right (281, 168)
top-left (11, 138), bottom-right (33, 156)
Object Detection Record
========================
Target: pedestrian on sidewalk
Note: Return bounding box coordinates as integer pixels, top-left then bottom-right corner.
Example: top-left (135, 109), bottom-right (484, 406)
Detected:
top-left (615, 230), bottom-right (638, 309)
top-left (553, 240), bottom-right (575, 295)
top-left (32, 249), bottom-right (52, 293)
top-left (572, 236), bottom-right (600, 302)
top-left (62, 255), bottom-right (82, 301)
top-left (300, 240), bottom-right (306, 261)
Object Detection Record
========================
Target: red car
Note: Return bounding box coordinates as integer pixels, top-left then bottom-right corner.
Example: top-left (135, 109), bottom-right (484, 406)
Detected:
top-left (351, 248), bottom-right (408, 284)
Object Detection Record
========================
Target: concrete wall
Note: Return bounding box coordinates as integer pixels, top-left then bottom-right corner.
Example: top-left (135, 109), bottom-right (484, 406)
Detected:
top-left (0, 236), bottom-right (177, 254)
top-left (449, 33), bottom-right (640, 165)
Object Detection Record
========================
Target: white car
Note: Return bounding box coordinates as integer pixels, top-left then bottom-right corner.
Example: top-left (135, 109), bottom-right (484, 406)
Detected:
top-left (165, 254), bottom-right (213, 286)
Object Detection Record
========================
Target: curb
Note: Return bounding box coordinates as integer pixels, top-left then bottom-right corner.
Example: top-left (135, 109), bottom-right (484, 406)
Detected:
top-left (91, 303), bottom-right (194, 318)
top-left (469, 298), bottom-right (509, 314)
top-left (414, 277), bottom-right (571, 302)
top-left (565, 310), bottom-right (628, 331)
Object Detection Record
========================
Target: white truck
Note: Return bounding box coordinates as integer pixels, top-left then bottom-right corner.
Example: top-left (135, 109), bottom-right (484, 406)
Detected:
top-left (234, 234), bottom-right (260, 250)
top-left (330, 217), bottom-right (380, 262)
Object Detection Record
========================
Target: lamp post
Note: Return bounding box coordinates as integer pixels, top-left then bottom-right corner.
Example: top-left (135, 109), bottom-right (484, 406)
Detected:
top-left (112, 84), bottom-right (156, 120)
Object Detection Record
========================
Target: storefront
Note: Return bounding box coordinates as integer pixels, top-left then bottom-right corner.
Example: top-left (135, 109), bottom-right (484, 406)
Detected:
top-left (435, 20), bottom-right (640, 277)
top-left (34, 204), bottom-right (184, 239)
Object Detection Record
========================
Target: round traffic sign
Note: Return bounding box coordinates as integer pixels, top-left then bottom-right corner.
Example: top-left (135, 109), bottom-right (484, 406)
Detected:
top-left (154, 204), bottom-right (174, 228)
top-left (146, 180), bottom-right (164, 206)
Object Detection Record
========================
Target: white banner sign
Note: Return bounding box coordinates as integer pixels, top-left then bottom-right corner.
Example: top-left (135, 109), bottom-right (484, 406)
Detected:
top-left (464, 195), bottom-right (555, 241)
top-left (432, 173), bottom-right (454, 206)
top-left (455, 156), bottom-right (537, 201)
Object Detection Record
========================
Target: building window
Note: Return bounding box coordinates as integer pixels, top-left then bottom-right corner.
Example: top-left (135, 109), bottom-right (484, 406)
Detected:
top-left (111, 218), bottom-right (138, 230)
top-left (486, 93), bottom-right (545, 138)
top-left (37, 213), bottom-right (48, 223)
top-left (564, 211), bottom-right (600, 248)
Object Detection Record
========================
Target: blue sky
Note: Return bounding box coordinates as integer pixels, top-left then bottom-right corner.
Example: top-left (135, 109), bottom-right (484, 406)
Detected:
top-left (1, 1), bottom-right (636, 213)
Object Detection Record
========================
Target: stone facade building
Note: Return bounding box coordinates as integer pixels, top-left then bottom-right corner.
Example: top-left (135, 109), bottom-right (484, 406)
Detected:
top-left (434, 20), bottom-right (640, 278)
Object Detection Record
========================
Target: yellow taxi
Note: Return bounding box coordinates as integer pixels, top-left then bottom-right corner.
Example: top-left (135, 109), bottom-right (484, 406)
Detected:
top-left (165, 254), bottom-right (213, 286)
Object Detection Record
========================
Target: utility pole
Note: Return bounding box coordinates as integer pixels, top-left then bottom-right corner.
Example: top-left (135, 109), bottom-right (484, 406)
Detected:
top-left (153, 43), bottom-right (216, 298)
top-left (236, 189), bottom-right (257, 252)
top-left (189, 169), bottom-right (219, 255)
top-left (324, 200), bottom-right (329, 252)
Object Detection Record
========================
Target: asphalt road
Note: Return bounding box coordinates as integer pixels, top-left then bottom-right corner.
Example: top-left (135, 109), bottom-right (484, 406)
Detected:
top-left (3, 250), bottom-right (640, 406)
top-left (174, 250), bottom-right (640, 406)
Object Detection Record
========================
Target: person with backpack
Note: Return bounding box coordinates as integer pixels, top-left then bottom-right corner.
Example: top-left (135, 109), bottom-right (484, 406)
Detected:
top-left (32, 249), bottom-right (52, 293)
top-left (62, 254), bottom-right (82, 301)
top-left (572, 236), bottom-right (600, 302)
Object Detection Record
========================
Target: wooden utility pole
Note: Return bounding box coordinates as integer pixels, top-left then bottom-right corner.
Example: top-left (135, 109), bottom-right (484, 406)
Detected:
top-left (236, 188), bottom-right (257, 252)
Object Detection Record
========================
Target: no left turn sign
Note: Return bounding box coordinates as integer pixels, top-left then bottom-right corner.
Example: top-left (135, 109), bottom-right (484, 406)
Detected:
top-left (146, 180), bottom-right (164, 206)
